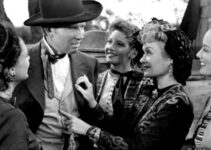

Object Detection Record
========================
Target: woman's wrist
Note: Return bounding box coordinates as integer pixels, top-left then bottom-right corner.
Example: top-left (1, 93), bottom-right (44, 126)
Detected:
top-left (82, 124), bottom-right (92, 135)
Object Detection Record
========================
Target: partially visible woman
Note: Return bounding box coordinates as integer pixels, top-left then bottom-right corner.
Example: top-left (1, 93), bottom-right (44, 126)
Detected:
top-left (182, 28), bottom-right (211, 150)
top-left (60, 18), bottom-right (194, 150)
top-left (0, 23), bottom-right (39, 150)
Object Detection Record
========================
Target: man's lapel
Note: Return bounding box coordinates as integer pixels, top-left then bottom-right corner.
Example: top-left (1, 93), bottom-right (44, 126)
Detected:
top-left (24, 43), bottom-right (45, 110)
top-left (69, 51), bottom-right (89, 107)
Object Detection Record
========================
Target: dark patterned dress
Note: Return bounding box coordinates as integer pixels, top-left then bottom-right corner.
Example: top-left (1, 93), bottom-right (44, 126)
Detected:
top-left (90, 81), bottom-right (193, 150)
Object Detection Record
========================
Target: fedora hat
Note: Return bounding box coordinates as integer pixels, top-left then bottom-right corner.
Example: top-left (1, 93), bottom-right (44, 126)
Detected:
top-left (24, 0), bottom-right (103, 27)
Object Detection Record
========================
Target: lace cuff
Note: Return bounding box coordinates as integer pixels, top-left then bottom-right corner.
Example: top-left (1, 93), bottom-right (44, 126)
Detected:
top-left (86, 126), bottom-right (101, 143)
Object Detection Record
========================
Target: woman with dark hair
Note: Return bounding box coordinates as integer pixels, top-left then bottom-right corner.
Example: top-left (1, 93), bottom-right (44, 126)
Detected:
top-left (59, 18), bottom-right (193, 150)
top-left (0, 23), bottom-right (39, 150)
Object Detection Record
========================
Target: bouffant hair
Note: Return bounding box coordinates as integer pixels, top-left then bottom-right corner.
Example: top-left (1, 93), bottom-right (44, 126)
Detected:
top-left (0, 23), bottom-right (21, 91)
top-left (139, 18), bottom-right (193, 85)
top-left (109, 19), bottom-right (143, 67)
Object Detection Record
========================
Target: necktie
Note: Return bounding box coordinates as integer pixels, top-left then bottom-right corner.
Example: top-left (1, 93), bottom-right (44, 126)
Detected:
top-left (45, 51), bottom-right (66, 64)
top-left (45, 51), bottom-right (66, 99)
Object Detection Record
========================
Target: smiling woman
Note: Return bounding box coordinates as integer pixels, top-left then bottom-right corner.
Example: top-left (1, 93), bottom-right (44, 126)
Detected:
top-left (197, 29), bottom-right (211, 76)
top-left (4, 0), bottom-right (28, 27)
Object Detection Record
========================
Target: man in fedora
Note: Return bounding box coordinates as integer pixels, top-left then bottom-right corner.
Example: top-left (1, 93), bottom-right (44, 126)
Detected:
top-left (13, 0), bottom-right (102, 149)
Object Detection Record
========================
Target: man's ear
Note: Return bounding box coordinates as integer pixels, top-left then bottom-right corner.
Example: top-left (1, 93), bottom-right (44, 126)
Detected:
top-left (128, 49), bottom-right (138, 59)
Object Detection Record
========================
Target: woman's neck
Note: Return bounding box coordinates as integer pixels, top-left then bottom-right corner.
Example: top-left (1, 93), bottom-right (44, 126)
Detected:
top-left (0, 83), bottom-right (16, 100)
top-left (111, 63), bottom-right (131, 73)
top-left (156, 74), bottom-right (178, 89)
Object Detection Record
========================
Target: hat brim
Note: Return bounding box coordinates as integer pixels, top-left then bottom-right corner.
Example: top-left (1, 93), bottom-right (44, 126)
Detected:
top-left (24, 1), bottom-right (103, 26)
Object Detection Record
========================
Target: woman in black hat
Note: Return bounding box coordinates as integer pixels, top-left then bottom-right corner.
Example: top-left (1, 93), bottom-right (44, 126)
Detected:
top-left (0, 23), bottom-right (40, 150)
top-left (60, 18), bottom-right (194, 150)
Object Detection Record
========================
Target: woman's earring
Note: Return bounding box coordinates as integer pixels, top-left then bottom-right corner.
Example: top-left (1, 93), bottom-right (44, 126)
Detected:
top-left (4, 68), bottom-right (15, 81)
top-left (129, 50), bottom-right (137, 59)
top-left (10, 72), bottom-right (15, 77)
top-left (169, 65), bottom-right (173, 73)
top-left (168, 61), bottom-right (173, 76)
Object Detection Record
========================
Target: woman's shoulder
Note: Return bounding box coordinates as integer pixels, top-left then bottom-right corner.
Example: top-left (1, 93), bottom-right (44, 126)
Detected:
top-left (163, 84), bottom-right (192, 107)
top-left (0, 99), bottom-right (26, 122)
top-left (0, 99), bottom-right (15, 115)
top-left (0, 101), bottom-right (30, 150)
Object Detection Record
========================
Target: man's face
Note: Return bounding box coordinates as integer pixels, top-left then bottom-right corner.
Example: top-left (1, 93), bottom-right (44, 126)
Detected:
top-left (49, 23), bottom-right (86, 54)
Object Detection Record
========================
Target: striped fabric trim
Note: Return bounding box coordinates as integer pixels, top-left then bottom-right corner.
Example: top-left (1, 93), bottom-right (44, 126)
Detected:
top-left (195, 108), bottom-right (211, 147)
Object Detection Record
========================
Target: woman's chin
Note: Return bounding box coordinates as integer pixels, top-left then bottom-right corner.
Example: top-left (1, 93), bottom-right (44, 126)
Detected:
top-left (106, 59), bottom-right (117, 65)
top-left (143, 72), bottom-right (151, 77)
top-left (21, 75), bottom-right (29, 81)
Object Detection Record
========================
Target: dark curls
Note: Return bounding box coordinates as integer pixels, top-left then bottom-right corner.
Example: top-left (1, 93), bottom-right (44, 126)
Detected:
top-left (164, 30), bottom-right (193, 85)
top-left (0, 24), bottom-right (21, 91)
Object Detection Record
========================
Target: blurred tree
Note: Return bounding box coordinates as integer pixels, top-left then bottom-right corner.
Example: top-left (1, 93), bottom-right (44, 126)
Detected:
top-left (153, 0), bottom-right (188, 2)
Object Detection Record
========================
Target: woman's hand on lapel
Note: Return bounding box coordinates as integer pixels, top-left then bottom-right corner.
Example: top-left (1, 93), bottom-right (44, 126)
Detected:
top-left (75, 75), bottom-right (97, 108)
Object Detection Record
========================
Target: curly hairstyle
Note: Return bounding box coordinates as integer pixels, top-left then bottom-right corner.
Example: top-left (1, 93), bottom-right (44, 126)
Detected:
top-left (109, 19), bottom-right (143, 67)
top-left (138, 18), bottom-right (193, 85)
top-left (0, 23), bottom-right (21, 91)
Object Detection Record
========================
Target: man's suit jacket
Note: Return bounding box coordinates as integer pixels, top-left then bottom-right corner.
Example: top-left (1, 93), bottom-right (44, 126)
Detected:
top-left (13, 41), bottom-right (98, 134)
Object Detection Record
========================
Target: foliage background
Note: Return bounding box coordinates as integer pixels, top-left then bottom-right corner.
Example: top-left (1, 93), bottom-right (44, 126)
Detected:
top-left (2, 0), bottom-right (189, 44)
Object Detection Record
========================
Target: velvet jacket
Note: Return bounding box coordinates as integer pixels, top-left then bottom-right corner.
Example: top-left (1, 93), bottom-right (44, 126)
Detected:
top-left (93, 83), bottom-right (194, 150)
top-left (13, 40), bottom-right (98, 150)
top-left (0, 97), bottom-right (39, 150)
